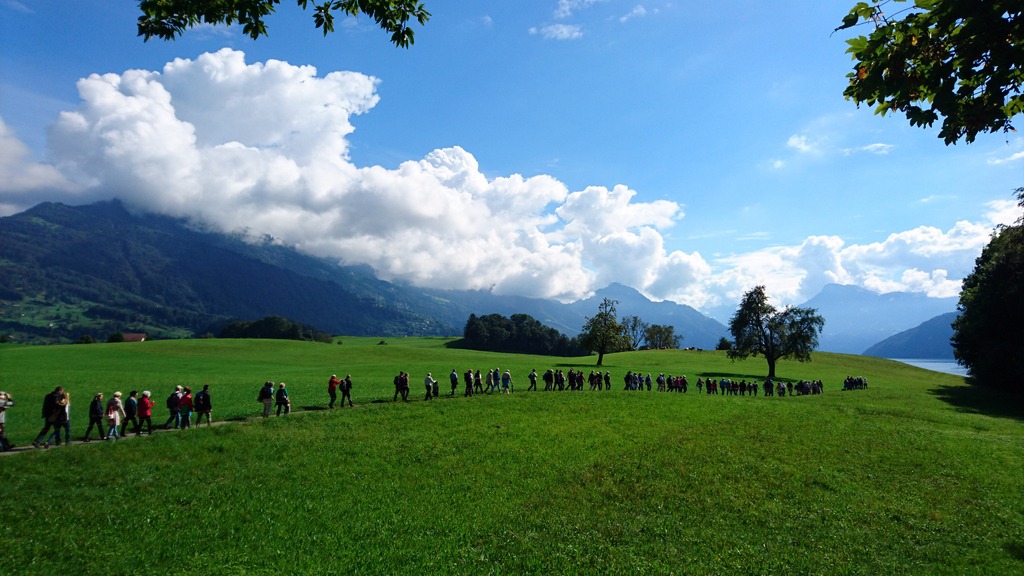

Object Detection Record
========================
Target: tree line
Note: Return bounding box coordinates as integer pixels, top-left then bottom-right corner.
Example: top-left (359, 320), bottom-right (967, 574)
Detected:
top-left (449, 313), bottom-right (588, 356)
top-left (219, 316), bottom-right (333, 343)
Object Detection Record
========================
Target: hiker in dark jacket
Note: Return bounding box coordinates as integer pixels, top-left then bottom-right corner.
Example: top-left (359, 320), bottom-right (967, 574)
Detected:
top-left (32, 386), bottom-right (64, 448)
top-left (83, 392), bottom-right (106, 442)
top-left (120, 390), bottom-right (140, 436)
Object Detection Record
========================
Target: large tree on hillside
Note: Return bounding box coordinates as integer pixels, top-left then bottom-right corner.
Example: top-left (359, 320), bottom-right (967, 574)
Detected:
top-left (727, 286), bottom-right (825, 379)
top-left (579, 298), bottom-right (628, 366)
top-left (836, 0), bottom-right (1022, 144)
top-left (138, 0), bottom-right (430, 46)
top-left (951, 189), bottom-right (1024, 391)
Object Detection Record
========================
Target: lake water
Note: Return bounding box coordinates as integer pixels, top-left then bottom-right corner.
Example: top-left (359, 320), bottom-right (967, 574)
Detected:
top-left (889, 358), bottom-right (968, 377)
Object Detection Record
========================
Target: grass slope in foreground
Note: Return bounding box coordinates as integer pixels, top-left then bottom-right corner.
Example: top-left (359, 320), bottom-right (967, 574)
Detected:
top-left (0, 338), bottom-right (1021, 575)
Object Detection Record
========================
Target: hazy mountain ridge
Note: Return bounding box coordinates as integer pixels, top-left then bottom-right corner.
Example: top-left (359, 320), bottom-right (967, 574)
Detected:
top-left (0, 202), bottom-right (960, 351)
top-left (863, 312), bottom-right (958, 359)
top-left (0, 201), bottom-right (729, 347)
top-left (798, 283), bottom-right (958, 354)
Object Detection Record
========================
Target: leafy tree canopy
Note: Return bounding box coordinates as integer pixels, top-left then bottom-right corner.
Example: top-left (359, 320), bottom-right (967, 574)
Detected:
top-left (219, 315), bottom-right (332, 342)
top-left (952, 189), bottom-right (1024, 391)
top-left (644, 324), bottom-right (681, 350)
top-left (621, 315), bottom-right (648, 351)
top-left (138, 0), bottom-right (431, 47)
top-left (727, 286), bottom-right (825, 379)
top-left (578, 298), bottom-right (629, 366)
top-left (836, 0), bottom-right (1023, 144)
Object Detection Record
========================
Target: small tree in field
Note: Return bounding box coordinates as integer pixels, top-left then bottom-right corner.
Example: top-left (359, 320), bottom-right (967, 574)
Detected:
top-left (579, 298), bottom-right (628, 366)
top-left (727, 286), bottom-right (824, 379)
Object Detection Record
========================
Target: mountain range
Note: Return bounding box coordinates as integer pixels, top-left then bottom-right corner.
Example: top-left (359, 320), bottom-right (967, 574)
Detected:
top-left (0, 201), bottom-right (959, 356)
top-left (0, 201), bottom-right (728, 347)
top-left (797, 283), bottom-right (958, 355)
top-left (862, 312), bottom-right (958, 359)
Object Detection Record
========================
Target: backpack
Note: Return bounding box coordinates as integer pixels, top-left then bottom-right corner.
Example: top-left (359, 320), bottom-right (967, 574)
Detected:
top-left (166, 393), bottom-right (179, 410)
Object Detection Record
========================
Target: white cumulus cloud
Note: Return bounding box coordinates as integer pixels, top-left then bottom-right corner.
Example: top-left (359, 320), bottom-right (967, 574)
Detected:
top-left (30, 49), bottom-right (710, 304)
top-left (0, 117), bottom-right (78, 214)
top-left (3, 49), bottom-right (1016, 314)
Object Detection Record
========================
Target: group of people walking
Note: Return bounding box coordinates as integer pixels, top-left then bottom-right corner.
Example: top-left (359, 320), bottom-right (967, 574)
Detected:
top-left (452, 368), bottom-right (515, 397)
top-left (21, 384), bottom-right (213, 449)
top-left (258, 381), bottom-right (292, 417)
top-left (7, 365), bottom-right (834, 453)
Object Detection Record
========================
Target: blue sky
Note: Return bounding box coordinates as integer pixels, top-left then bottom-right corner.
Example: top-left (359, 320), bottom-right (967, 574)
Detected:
top-left (1, 0), bottom-right (1021, 319)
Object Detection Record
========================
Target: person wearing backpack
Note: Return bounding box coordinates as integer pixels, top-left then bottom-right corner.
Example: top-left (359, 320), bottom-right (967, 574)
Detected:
top-left (194, 385), bottom-right (213, 426)
top-left (258, 381), bottom-right (274, 417)
top-left (339, 375), bottom-right (354, 408)
top-left (163, 386), bottom-right (183, 429)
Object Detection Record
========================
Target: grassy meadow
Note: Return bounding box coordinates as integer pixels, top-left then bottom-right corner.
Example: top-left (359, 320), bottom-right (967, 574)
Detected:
top-left (0, 338), bottom-right (1022, 575)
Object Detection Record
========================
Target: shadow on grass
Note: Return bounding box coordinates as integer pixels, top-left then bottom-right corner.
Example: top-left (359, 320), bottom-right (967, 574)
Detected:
top-left (694, 370), bottom-right (775, 380)
top-left (1004, 541), bottom-right (1024, 563)
top-left (930, 383), bottom-right (1024, 422)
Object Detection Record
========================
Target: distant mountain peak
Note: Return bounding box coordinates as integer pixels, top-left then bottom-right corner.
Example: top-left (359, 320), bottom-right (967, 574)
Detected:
top-left (593, 282), bottom-right (646, 301)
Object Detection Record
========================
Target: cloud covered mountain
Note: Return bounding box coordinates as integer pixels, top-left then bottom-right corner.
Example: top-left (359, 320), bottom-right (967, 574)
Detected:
top-left (0, 201), bottom-right (728, 347)
top-left (3, 49), bottom-right (1014, 317)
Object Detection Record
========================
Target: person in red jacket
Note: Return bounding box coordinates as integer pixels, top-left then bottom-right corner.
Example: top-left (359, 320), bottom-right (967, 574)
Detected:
top-left (328, 374), bottom-right (340, 409)
top-left (179, 387), bottom-right (194, 429)
top-left (137, 390), bottom-right (155, 435)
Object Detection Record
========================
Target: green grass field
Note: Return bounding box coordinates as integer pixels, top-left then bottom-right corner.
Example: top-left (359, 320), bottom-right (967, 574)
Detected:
top-left (0, 338), bottom-right (1021, 575)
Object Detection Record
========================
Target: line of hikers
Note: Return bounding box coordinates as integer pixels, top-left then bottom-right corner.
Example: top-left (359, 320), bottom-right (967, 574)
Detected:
top-left (451, 368), bottom-right (517, 397)
top-left (8, 367), bottom-right (833, 452)
top-left (23, 384), bottom-right (213, 449)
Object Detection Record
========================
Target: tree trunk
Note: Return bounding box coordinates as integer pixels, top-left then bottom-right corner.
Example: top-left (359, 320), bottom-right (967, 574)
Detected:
top-left (766, 357), bottom-right (777, 379)
top-left (596, 351), bottom-right (605, 366)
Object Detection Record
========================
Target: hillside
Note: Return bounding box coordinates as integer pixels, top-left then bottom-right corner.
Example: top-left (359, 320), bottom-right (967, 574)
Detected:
top-left (863, 311), bottom-right (958, 359)
top-left (2, 339), bottom-right (1021, 575)
top-left (0, 202), bottom-right (728, 347)
top-left (0, 201), bottom-right (458, 340)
